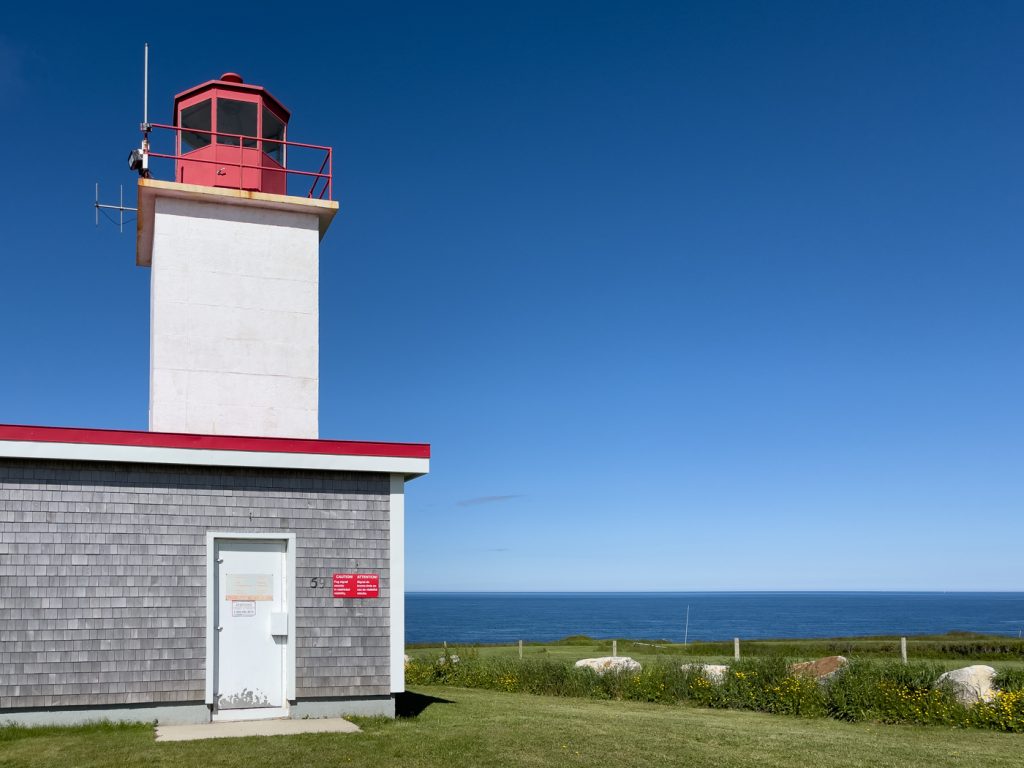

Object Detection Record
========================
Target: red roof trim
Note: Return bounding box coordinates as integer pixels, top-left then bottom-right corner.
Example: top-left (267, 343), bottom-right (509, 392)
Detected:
top-left (172, 79), bottom-right (291, 120)
top-left (0, 424), bottom-right (429, 459)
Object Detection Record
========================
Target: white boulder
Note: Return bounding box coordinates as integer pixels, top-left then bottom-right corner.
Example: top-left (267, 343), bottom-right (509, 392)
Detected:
top-left (574, 656), bottom-right (642, 674)
top-left (936, 665), bottom-right (998, 705)
top-left (681, 663), bottom-right (729, 683)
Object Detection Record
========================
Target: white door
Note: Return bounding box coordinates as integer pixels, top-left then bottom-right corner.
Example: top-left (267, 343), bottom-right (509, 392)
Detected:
top-left (214, 539), bottom-right (288, 711)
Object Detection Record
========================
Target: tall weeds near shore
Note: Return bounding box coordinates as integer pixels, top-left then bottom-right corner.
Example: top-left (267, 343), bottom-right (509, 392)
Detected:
top-left (406, 651), bottom-right (1024, 732)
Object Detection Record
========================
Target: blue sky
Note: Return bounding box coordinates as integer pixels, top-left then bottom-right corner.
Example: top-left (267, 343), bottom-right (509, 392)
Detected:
top-left (1, 2), bottom-right (1022, 591)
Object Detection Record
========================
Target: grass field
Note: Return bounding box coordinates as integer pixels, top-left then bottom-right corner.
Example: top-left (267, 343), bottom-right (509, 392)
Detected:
top-left (408, 632), bottom-right (1024, 671)
top-left (1, 686), bottom-right (1021, 768)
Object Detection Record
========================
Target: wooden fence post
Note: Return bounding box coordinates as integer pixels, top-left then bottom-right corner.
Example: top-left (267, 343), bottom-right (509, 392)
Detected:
top-left (612, 640), bottom-right (617, 658)
top-left (900, 637), bottom-right (908, 664)
top-left (734, 637), bottom-right (740, 661)
top-left (519, 639), bottom-right (523, 660)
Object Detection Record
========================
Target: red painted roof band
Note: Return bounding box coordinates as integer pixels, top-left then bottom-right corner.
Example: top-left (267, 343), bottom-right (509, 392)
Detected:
top-left (0, 424), bottom-right (429, 460)
top-left (173, 77), bottom-right (291, 120)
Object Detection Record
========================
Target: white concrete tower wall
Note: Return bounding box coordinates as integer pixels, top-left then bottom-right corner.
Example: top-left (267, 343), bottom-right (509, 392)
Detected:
top-left (149, 196), bottom-right (320, 438)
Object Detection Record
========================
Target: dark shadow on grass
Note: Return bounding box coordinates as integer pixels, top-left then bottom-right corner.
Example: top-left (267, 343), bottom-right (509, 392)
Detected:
top-left (395, 691), bottom-right (453, 718)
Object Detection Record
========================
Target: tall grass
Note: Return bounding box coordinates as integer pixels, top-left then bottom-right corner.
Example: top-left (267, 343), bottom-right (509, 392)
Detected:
top-left (406, 651), bottom-right (1024, 732)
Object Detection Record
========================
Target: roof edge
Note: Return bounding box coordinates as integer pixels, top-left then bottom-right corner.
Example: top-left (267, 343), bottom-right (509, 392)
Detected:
top-left (0, 423), bottom-right (429, 460)
top-left (172, 78), bottom-right (291, 119)
top-left (136, 179), bottom-right (338, 267)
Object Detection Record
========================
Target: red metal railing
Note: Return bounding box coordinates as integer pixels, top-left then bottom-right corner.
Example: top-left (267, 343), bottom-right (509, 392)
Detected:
top-left (145, 123), bottom-right (333, 200)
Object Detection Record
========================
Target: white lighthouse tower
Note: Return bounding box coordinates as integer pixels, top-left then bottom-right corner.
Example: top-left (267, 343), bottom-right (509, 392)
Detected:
top-left (136, 72), bottom-right (337, 438)
top-left (0, 68), bottom-right (430, 728)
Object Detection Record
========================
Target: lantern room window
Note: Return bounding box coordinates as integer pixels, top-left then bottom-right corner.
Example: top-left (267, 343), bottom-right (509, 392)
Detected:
top-left (217, 99), bottom-right (258, 147)
top-left (262, 107), bottom-right (285, 164)
top-left (180, 100), bottom-right (211, 152)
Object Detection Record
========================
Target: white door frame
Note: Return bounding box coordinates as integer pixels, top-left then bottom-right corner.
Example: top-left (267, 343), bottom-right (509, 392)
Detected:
top-left (206, 532), bottom-right (297, 713)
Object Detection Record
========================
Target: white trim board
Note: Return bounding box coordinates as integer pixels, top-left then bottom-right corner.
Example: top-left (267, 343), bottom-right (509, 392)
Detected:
top-left (0, 439), bottom-right (428, 478)
top-left (389, 474), bottom-right (405, 693)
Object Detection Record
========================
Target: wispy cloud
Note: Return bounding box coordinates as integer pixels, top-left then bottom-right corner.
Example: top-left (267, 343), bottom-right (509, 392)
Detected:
top-left (457, 494), bottom-right (523, 507)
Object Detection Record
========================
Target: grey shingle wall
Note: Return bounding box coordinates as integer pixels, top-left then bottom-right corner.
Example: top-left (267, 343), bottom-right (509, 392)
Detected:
top-left (0, 459), bottom-right (390, 710)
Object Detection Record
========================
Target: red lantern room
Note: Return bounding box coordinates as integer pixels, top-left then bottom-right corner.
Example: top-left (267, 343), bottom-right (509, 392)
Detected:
top-left (173, 73), bottom-right (290, 195)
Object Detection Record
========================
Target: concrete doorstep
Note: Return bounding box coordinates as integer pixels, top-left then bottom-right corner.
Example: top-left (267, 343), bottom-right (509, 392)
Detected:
top-left (155, 717), bottom-right (362, 742)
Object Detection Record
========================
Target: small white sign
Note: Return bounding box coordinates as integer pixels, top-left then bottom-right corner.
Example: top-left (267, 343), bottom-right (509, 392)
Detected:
top-left (231, 601), bottom-right (257, 617)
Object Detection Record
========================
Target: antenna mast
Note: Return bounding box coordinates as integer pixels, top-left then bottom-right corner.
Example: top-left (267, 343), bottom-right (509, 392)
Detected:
top-left (143, 42), bottom-right (149, 129)
top-left (94, 43), bottom-right (148, 234)
top-left (137, 42), bottom-right (151, 175)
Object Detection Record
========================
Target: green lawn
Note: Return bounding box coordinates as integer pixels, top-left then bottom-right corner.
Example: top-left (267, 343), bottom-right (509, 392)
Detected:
top-left (408, 635), bottom-right (1024, 671)
top-left (1, 686), bottom-right (1021, 768)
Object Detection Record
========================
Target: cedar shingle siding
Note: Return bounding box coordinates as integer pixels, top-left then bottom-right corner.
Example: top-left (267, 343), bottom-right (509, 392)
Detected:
top-left (0, 459), bottom-right (390, 710)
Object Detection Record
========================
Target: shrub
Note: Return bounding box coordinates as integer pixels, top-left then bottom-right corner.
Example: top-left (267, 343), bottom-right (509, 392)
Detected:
top-left (995, 667), bottom-right (1024, 692)
top-left (967, 689), bottom-right (1024, 732)
top-left (826, 661), bottom-right (964, 725)
top-left (406, 650), bottom-right (1024, 731)
top-left (715, 657), bottom-right (828, 717)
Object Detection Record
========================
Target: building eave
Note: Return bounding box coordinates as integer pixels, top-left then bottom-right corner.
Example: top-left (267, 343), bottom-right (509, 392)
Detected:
top-left (136, 178), bottom-right (338, 267)
top-left (0, 424), bottom-right (429, 479)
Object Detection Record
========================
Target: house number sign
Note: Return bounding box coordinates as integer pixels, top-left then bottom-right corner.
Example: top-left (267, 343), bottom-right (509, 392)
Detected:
top-left (307, 574), bottom-right (380, 598)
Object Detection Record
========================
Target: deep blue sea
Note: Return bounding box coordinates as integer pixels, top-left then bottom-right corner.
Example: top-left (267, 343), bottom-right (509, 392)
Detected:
top-left (406, 592), bottom-right (1024, 644)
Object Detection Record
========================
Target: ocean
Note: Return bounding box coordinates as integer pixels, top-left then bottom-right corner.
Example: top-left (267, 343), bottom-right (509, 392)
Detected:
top-left (405, 592), bottom-right (1024, 644)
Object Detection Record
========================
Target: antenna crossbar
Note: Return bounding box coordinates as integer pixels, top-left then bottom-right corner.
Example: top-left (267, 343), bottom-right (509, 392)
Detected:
top-left (94, 183), bottom-right (138, 234)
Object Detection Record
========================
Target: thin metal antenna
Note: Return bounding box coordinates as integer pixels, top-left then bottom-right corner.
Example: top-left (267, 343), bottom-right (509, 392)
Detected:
top-left (143, 43), bottom-right (149, 130)
top-left (138, 43), bottom-right (151, 176)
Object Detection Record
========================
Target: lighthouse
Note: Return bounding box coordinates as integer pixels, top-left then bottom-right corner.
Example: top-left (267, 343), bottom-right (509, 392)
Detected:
top-left (0, 71), bottom-right (427, 726)
top-left (137, 72), bottom-right (337, 439)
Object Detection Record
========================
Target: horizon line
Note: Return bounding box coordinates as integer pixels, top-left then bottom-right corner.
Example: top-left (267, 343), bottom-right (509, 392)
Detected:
top-left (403, 593), bottom-right (1019, 598)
